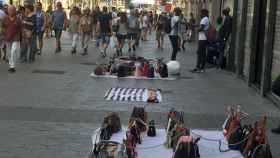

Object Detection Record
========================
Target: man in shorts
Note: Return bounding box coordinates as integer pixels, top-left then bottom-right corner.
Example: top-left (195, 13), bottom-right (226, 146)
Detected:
top-left (51, 2), bottom-right (67, 53)
top-left (35, 2), bottom-right (45, 55)
top-left (96, 6), bottom-right (112, 57)
top-left (127, 9), bottom-right (139, 55)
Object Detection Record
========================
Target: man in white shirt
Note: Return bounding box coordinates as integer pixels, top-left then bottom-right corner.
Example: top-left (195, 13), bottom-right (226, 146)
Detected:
top-left (191, 9), bottom-right (209, 73)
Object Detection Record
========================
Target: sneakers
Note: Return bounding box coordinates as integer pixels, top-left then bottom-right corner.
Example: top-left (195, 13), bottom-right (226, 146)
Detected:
top-left (8, 68), bottom-right (16, 73)
top-left (271, 126), bottom-right (280, 134)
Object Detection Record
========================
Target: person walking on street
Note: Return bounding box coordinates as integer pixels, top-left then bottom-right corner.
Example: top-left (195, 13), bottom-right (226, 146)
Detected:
top-left (191, 9), bottom-right (210, 73)
top-left (45, 5), bottom-right (52, 38)
top-left (35, 2), bottom-right (46, 55)
top-left (21, 4), bottom-right (37, 63)
top-left (96, 6), bottom-right (112, 58)
top-left (179, 13), bottom-right (188, 51)
top-left (169, 7), bottom-right (181, 61)
top-left (51, 2), bottom-right (67, 53)
top-left (187, 12), bottom-right (196, 42)
top-left (115, 12), bottom-right (128, 57)
top-left (155, 13), bottom-right (165, 49)
top-left (79, 8), bottom-right (92, 56)
top-left (68, 6), bottom-right (81, 55)
top-left (127, 9), bottom-right (139, 56)
top-left (91, 6), bottom-right (101, 40)
top-left (3, 5), bottom-right (21, 73)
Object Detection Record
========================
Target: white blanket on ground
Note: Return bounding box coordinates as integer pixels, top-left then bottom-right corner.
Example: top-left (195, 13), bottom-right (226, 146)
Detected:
top-left (91, 129), bottom-right (244, 158)
top-left (104, 88), bottom-right (162, 103)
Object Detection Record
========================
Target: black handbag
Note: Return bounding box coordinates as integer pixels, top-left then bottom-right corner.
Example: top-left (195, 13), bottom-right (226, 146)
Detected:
top-left (147, 120), bottom-right (156, 137)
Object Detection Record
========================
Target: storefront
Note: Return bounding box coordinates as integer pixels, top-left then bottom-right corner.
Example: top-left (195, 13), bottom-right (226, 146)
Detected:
top-left (231, 0), bottom-right (280, 106)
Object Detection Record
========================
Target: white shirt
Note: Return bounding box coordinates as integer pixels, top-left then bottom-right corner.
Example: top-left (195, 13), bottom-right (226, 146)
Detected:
top-left (142, 15), bottom-right (148, 28)
top-left (170, 16), bottom-right (179, 35)
top-left (198, 16), bottom-right (210, 41)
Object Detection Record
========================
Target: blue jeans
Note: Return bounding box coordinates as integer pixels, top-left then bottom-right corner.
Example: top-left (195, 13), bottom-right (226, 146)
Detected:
top-left (169, 35), bottom-right (179, 60)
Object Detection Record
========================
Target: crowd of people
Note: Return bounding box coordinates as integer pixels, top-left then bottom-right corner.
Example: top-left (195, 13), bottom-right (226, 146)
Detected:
top-left (0, 1), bottom-right (234, 75)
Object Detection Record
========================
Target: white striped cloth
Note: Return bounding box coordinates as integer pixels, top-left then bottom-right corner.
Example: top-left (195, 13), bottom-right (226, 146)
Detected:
top-left (104, 87), bottom-right (162, 103)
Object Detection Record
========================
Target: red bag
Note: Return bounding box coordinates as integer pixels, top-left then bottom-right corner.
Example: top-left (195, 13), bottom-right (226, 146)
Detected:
top-left (207, 24), bottom-right (217, 42)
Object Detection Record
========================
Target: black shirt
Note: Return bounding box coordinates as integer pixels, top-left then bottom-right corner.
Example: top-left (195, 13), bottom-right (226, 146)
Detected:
top-left (98, 13), bottom-right (112, 34)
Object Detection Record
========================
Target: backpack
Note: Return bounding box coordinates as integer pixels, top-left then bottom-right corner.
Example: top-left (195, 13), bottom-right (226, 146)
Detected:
top-left (147, 120), bottom-right (156, 137)
top-left (159, 63), bottom-right (168, 78)
top-left (228, 124), bottom-right (252, 151)
top-left (251, 144), bottom-right (273, 158)
top-left (90, 141), bottom-right (128, 158)
top-left (173, 136), bottom-right (200, 158)
top-left (206, 24), bottom-right (217, 42)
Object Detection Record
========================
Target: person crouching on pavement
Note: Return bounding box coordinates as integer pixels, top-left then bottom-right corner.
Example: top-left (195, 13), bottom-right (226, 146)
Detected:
top-left (79, 8), bottom-right (92, 56)
top-left (3, 5), bottom-right (21, 73)
top-left (21, 4), bottom-right (37, 63)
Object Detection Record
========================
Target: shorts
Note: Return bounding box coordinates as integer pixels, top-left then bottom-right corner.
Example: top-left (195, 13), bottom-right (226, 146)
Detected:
top-left (99, 33), bottom-right (110, 44)
top-left (116, 34), bottom-right (126, 41)
top-left (156, 31), bottom-right (165, 40)
top-left (54, 29), bottom-right (63, 39)
top-left (36, 32), bottom-right (44, 41)
top-left (127, 33), bottom-right (137, 40)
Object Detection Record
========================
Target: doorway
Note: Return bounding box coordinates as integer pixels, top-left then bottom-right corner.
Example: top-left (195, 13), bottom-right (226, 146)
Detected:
top-left (250, 0), bottom-right (268, 87)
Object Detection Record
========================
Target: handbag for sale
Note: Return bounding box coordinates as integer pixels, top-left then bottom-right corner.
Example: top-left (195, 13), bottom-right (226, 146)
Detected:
top-left (100, 113), bottom-right (122, 140)
top-left (173, 136), bottom-right (200, 158)
top-left (147, 120), bottom-right (156, 137)
top-left (90, 140), bottom-right (128, 158)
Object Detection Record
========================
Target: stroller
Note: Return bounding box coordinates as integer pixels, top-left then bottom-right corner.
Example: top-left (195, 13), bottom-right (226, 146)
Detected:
top-left (206, 40), bottom-right (226, 68)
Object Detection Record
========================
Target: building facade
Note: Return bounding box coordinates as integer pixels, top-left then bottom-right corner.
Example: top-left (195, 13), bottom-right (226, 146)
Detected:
top-left (226, 0), bottom-right (280, 105)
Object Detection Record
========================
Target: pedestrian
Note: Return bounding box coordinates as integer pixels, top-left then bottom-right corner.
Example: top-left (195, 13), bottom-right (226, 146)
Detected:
top-left (187, 12), bottom-right (196, 42)
top-left (51, 2), bottom-right (67, 53)
top-left (45, 5), bottom-right (52, 39)
top-left (35, 2), bottom-right (45, 55)
top-left (179, 13), bottom-right (188, 51)
top-left (140, 11), bottom-right (148, 41)
top-left (91, 6), bottom-right (101, 40)
top-left (3, 5), bottom-right (21, 73)
top-left (0, 2), bottom-right (6, 61)
top-left (21, 3), bottom-right (37, 63)
top-left (68, 6), bottom-right (81, 55)
top-left (96, 6), bottom-right (112, 58)
top-left (155, 13), bottom-right (165, 49)
top-left (168, 7), bottom-right (181, 61)
top-left (115, 12), bottom-right (128, 57)
top-left (79, 8), bottom-right (92, 56)
top-left (190, 9), bottom-right (210, 73)
top-left (134, 9), bottom-right (141, 47)
top-left (127, 9), bottom-right (139, 56)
